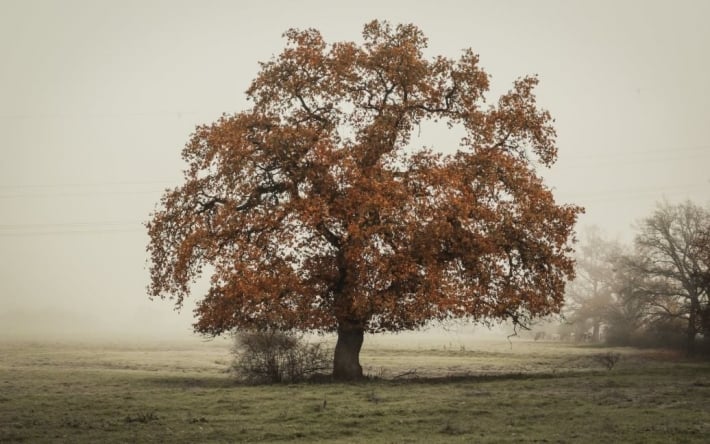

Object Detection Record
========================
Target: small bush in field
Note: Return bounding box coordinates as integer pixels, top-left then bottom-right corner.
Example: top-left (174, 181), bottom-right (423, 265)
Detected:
top-left (124, 411), bottom-right (159, 423)
top-left (231, 330), bottom-right (331, 383)
top-left (595, 352), bottom-right (622, 371)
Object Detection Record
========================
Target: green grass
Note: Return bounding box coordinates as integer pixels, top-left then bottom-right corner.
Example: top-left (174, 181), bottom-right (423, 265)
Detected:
top-left (1, 340), bottom-right (709, 443)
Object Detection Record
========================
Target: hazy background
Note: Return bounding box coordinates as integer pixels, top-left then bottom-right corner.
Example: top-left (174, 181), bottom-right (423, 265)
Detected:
top-left (1, 0), bottom-right (708, 342)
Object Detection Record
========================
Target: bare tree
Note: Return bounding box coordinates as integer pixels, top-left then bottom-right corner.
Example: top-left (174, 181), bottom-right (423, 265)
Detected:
top-left (603, 255), bottom-right (650, 345)
top-left (628, 201), bottom-right (710, 356)
top-left (563, 227), bottom-right (620, 342)
top-left (695, 224), bottom-right (710, 338)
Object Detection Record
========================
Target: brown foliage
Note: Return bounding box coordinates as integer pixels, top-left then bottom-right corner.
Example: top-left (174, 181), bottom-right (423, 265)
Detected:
top-left (146, 21), bottom-right (581, 340)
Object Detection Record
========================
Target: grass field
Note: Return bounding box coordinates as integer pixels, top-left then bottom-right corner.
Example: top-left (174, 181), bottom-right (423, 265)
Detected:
top-left (1, 338), bottom-right (709, 443)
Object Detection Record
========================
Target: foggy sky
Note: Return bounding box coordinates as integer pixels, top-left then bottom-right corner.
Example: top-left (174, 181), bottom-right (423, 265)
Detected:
top-left (1, 0), bottom-right (709, 341)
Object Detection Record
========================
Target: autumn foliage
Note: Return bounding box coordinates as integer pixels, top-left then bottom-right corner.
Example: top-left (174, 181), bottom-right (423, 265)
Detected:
top-left (146, 21), bottom-right (582, 379)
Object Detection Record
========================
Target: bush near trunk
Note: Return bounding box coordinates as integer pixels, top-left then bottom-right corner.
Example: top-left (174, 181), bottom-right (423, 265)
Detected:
top-left (231, 330), bottom-right (331, 383)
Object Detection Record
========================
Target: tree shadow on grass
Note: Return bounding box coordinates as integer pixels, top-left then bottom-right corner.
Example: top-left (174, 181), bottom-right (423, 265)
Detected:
top-left (144, 375), bottom-right (234, 389)
top-left (142, 370), bottom-right (577, 389)
top-left (380, 370), bottom-right (590, 386)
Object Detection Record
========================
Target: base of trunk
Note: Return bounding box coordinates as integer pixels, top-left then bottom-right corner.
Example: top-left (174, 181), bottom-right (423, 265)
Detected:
top-left (333, 323), bottom-right (364, 381)
top-left (687, 307), bottom-right (698, 357)
top-left (687, 329), bottom-right (697, 357)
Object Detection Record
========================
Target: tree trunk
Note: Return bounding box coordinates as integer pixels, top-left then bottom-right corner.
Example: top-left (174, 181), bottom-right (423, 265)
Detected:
top-left (687, 323), bottom-right (696, 357)
top-left (333, 322), bottom-right (364, 380)
top-left (592, 322), bottom-right (600, 343)
top-left (687, 298), bottom-right (699, 357)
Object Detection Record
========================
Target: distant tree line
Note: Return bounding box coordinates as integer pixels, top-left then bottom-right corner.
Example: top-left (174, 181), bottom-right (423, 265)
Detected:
top-left (562, 200), bottom-right (710, 356)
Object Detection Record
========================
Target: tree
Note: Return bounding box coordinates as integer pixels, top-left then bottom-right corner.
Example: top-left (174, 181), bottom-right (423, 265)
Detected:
top-left (146, 21), bottom-right (582, 380)
top-left (563, 227), bottom-right (620, 342)
top-left (603, 253), bottom-right (651, 346)
top-left (629, 201), bottom-right (710, 356)
top-left (695, 223), bottom-right (710, 339)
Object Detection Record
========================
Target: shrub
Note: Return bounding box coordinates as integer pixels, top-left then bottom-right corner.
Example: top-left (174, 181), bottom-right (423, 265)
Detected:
top-left (230, 330), bottom-right (331, 383)
top-left (605, 315), bottom-right (687, 350)
top-left (125, 411), bottom-right (159, 423)
top-left (594, 352), bottom-right (621, 371)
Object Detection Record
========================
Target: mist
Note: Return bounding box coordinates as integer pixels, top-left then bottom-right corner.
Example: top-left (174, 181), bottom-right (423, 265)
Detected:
top-left (1, 0), bottom-right (709, 345)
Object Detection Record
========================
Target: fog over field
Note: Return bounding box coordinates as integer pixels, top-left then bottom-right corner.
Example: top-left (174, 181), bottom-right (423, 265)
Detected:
top-left (1, 0), bottom-right (709, 342)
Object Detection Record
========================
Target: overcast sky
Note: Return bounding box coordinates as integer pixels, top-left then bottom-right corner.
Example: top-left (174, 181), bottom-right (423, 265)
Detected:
top-left (1, 0), bottom-right (708, 341)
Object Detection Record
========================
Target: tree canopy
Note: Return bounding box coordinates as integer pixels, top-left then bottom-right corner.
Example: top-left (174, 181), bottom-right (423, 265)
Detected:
top-left (146, 21), bottom-right (582, 379)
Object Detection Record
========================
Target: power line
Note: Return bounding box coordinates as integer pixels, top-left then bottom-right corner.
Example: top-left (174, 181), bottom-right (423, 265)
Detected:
top-left (0, 179), bottom-right (179, 199)
top-left (0, 189), bottom-right (166, 199)
top-left (0, 220), bottom-right (144, 237)
top-left (0, 111), bottom-right (208, 121)
top-left (0, 221), bottom-right (140, 229)
top-left (556, 151), bottom-right (710, 170)
top-left (2, 181), bottom-right (707, 236)
top-left (0, 179), bottom-right (177, 190)
top-left (0, 228), bottom-right (143, 237)
top-left (556, 144), bottom-right (710, 161)
top-left (556, 182), bottom-right (708, 198)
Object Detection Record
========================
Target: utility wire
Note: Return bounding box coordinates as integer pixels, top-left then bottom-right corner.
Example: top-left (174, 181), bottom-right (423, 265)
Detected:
top-left (0, 221), bottom-right (140, 229)
top-left (0, 190), bottom-right (165, 199)
top-left (0, 179), bottom-right (177, 190)
top-left (556, 182), bottom-right (708, 198)
top-left (0, 228), bottom-right (143, 237)
top-left (0, 111), bottom-right (207, 120)
top-left (555, 144), bottom-right (710, 160)
top-left (0, 143), bottom-right (707, 236)
top-left (556, 151), bottom-right (710, 169)
top-left (0, 221), bottom-right (144, 237)
top-left (0, 153), bottom-right (706, 198)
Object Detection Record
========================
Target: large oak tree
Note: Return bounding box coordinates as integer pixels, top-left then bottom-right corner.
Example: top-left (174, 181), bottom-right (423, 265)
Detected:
top-left (147, 21), bottom-right (582, 380)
